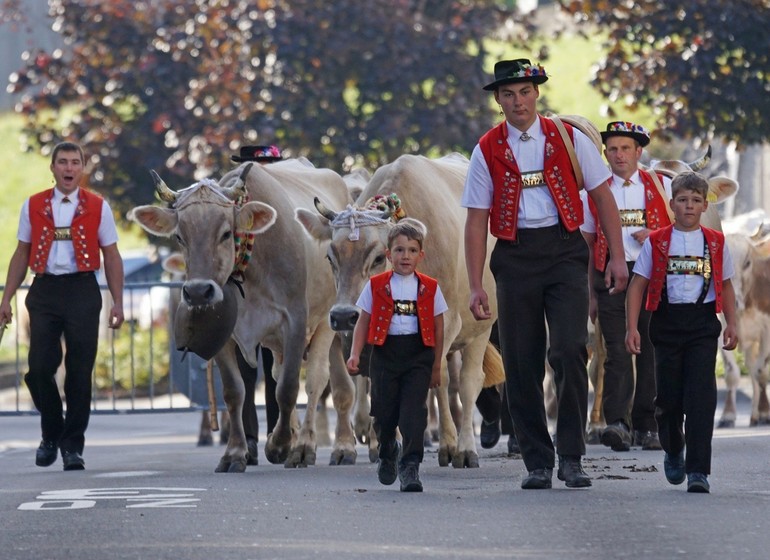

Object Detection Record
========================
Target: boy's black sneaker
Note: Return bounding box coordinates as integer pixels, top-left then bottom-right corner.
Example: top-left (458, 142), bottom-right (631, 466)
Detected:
top-left (399, 462), bottom-right (423, 492)
top-left (35, 440), bottom-right (58, 467)
top-left (664, 450), bottom-right (686, 485)
top-left (377, 441), bottom-right (400, 485)
top-left (687, 472), bottom-right (710, 493)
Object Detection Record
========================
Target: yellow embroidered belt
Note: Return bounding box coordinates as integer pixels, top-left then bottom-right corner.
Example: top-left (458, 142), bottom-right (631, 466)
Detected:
top-left (667, 256), bottom-right (711, 278)
top-left (521, 171), bottom-right (546, 189)
top-left (619, 209), bottom-right (646, 227)
top-left (393, 300), bottom-right (418, 316)
top-left (54, 227), bottom-right (72, 241)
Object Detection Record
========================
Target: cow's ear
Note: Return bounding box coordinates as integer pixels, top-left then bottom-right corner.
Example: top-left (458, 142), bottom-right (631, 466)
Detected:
top-left (707, 176), bottom-right (739, 203)
top-left (162, 252), bottom-right (186, 275)
top-left (128, 206), bottom-right (178, 236)
top-left (295, 208), bottom-right (333, 242)
top-left (236, 201), bottom-right (276, 234)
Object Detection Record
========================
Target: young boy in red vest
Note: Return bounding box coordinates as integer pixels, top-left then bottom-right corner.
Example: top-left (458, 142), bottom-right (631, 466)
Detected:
top-left (346, 218), bottom-right (447, 492)
top-left (625, 171), bottom-right (738, 493)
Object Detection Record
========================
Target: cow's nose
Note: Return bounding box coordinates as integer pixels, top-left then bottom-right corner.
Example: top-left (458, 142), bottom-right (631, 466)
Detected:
top-left (329, 308), bottom-right (359, 331)
top-left (183, 281), bottom-right (218, 307)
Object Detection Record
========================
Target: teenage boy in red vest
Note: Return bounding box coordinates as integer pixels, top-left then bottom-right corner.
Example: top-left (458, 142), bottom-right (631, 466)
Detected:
top-left (0, 141), bottom-right (124, 471)
top-left (346, 219), bottom-right (448, 492)
top-left (463, 58), bottom-right (628, 490)
top-left (582, 121), bottom-right (672, 453)
top-left (626, 171), bottom-right (738, 493)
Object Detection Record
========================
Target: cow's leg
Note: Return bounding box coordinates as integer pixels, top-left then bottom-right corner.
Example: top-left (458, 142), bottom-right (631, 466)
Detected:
top-left (328, 334), bottom-right (358, 465)
top-left (586, 318), bottom-right (606, 444)
top-left (198, 411), bottom-right (213, 446)
top-left (453, 336), bottom-right (488, 468)
top-left (315, 383), bottom-right (333, 447)
top-left (213, 342), bottom-right (248, 473)
top-left (265, 319), bottom-right (304, 464)
top-left (352, 375), bottom-right (377, 462)
top-left (718, 347), bottom-right (740, 428)
top-left (751, 326), bottom-right (770, 425)
top-left (436, 354), bottom-right (459, 467)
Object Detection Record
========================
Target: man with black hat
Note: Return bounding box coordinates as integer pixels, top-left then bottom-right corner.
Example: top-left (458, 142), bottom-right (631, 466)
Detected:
top-left (229, 144), bottom-right (283, 464)
top-left (462, 58), bottom-right (628, 490)
top-left (581, 122), bottom-right (672, 453)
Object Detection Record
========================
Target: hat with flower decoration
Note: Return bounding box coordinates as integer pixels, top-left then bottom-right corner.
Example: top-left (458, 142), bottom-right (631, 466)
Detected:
top-left (483, 58), bottom-right (549, 91)
top-left (600, 121), bottom-right (651, 147)
top-left (231, 145), bottom-right (283, 163)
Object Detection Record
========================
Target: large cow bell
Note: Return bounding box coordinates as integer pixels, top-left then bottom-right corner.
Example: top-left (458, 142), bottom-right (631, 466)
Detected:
top-left (174, 280), bottom-right (239, 360)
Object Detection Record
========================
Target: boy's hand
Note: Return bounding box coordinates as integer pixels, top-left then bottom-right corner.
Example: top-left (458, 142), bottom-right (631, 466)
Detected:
top-left (625, 330), bottom-right (641, 355)
top-left (429, 365), bottom-right (441, 389)
top-left (346, 356), bottom-right (360, 376)
top-left (722, 324), bottom-right (739, 351)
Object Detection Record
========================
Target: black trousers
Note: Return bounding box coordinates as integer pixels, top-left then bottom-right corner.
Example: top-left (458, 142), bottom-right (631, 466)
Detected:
top-left (594, 261), bottom-right (656, 432)
top-left (491, 225), bottom-right (589, 471)
top-left (649, 301), bottom-right (721, 475)
top-left (24, 272), bottom-right (102, 455)
top-left (236, 345), bottom-right (278, 442)
top-left (370, 334), bottom-right (433, 465)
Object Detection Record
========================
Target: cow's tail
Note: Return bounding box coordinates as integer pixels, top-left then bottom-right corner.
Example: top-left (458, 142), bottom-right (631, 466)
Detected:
top-left (482, 341), bottom-right (506, 388)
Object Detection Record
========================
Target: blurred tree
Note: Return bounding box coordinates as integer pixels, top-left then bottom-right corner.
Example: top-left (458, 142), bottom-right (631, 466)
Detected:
top-left (557, 0), bottom-right (770, 145)
top-left (4, 0), bottom-right (538, 215)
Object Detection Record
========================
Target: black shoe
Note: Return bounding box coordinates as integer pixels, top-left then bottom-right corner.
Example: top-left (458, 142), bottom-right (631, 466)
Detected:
top-left (479, 419), bottom-right (501, 449)
top-left (35, 440), bottom-right (58, 467)
top-left (377, 441), bottom-right (400, 486)
top-left (687, 472), bottom-right (710, 493)
top-left (246, 438), bottom-right (258, 466)
top-left (521, 468), bottom-right (553, 489)
top-left (61, 450), bottom-right (85, 471)
top-left (557, 455), bottom-right (592, 488)
top-left (600, 422), bottom-right (632, 451)
top-left (399, 462), bottom-right (423, 492)
top-left (664, 450), bottom-right (685, 485)
top-left (633, 430), bottom-right (662, 450)
top-left (507, 434), bottom-right (520, 456)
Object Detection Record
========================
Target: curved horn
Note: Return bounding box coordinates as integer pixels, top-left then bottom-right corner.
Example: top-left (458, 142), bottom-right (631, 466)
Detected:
top-left (689, 145), bottom-right (712, 172)
top-left (150, 169), bottom-right (177, 203)
top-left (222, 162), bottom-right (253, 201)
top-left (314, 196), bottom-right (338, 221)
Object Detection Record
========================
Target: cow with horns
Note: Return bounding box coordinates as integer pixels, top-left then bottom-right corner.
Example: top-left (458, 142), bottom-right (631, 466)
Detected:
top-left (296, 153), bottom-right (505, 468)
top-left (130, 160), bottom-right (356, 472)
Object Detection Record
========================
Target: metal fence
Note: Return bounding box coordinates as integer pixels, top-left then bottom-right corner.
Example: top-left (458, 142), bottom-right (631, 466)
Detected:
top-left (0, 281), bottom-right (215, 416)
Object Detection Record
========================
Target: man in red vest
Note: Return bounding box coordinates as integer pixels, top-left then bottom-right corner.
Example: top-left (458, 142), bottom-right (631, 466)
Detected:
top-left (0, 141), bottom-right (124, 471)
top-left (463, 58), bottom-right (628, 490)
top-left (626, 171), bottom-right (738, 493)
top-left (581, 121), bottom-right (672, 453)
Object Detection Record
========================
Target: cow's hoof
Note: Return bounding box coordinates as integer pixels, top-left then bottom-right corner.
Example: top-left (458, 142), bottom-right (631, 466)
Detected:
top-left (757, 417), bottom-right (770, 426)
top-left (438, 448), bottom-right (451, 467)
top-left (585, 428), bottom-right (602, 445)
top-left (368, 447), bottom-right (378, 463)
top-left (285, 445), bottom-right (316, 468)
top-left (214, 456), bottom-right (247, 473)
top-left (265, 433), bottom-right (291, 464)
top-left (717, 418), bottom-right (735, 429)
top-left (749, 418), bottom-right (758, 427)
top-left (329, 448), bottom-right (357, 466)
top-left (452, 451), bottom-right (480, 469)
top-left (198, 435), bottom-right (214, 447)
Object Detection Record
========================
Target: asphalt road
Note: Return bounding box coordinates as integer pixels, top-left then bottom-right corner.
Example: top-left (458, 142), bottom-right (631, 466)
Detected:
top-left (1, 393), bottom-right (769, 560)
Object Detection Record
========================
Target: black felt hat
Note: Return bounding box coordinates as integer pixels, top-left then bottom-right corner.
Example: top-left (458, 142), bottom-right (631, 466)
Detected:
top-left (483, 58), bottom-right (549, 91)
top-left (231, 145), bottom-right (283, 163)
top-left (600, 121), bottom-right (651, 147)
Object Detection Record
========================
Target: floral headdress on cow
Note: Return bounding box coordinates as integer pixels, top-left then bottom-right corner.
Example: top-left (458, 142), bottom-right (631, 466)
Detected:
top-left (316, 193), bottom-right (406, 242)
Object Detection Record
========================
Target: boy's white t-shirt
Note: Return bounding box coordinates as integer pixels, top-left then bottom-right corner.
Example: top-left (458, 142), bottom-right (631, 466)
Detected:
top-left (633, 228), bottom-right (734, 304)
top-left (356, 272), bottom-right (448, 336)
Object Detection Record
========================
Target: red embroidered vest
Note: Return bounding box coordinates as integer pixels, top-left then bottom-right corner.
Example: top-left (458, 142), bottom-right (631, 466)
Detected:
top-left (367, 270), bottom-right (437, 347)
top-left (28, 188), bottom-right (104, 274)
top-left (646, 225), bottom-right (725, 312)
top-left (589, 169), bottom-right (671, 270)
top-left (479, 115), bottom-right (583, 241)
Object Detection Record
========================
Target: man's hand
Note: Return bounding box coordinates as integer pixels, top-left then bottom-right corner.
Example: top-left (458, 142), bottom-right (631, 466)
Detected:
top-left (469, 288), bottom-right (492, 321)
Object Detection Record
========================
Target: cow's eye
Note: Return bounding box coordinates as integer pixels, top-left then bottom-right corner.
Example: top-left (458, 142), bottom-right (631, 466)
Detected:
top-left (175, 234), bottom-right (186, 247)
top-left (373, 254), bottom-right (386, 267)
top-left (221, 231), bottom-right (232, 243)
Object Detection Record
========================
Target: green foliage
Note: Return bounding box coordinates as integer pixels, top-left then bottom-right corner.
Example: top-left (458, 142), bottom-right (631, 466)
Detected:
top-left (5, 0), bottom-right (529, 216)
top-left (94, 324), bottom-right (170, 395)
top-left (558, 0), bottom-right (770, 145)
